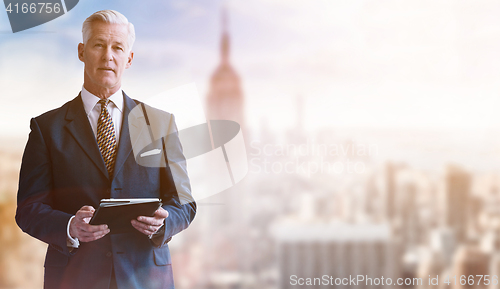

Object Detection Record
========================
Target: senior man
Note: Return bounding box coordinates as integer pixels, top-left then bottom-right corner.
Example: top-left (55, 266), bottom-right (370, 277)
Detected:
top-left (15, 10), bottom-right (196, 289)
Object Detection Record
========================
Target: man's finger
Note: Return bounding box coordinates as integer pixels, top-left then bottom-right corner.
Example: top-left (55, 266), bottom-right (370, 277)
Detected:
top-left (79, 223), bottom-right (108, 233)
top-left (131, 221), bottom-right (149, 235)
top-left (80, 206), bottom-right (95, 212)
top-left (75, 211), bottom-right (94, 220)
top-left (131, 220), bottom-right (160, 235)
top-left (131, 219), bottom-right (160, 230)
top-left (80, 228), bottom-right (110, 238)
top-left (136, 216), bottom-right (164, 226)
top-left (154, 208), bottom-right (169, 218)
top-left (80, 230), bottom-right (109, 242)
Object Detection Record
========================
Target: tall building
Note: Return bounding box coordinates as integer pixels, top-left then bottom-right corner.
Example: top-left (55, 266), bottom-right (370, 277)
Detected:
top-left (203, 5), bottom-right (247, 227)
top-left (480, 228), bottom-right (500, 289)
top-left (272, 222), bottom-right (402, 289)
top-left (200, 7), bottom-right (251, 287)
top-left (386, 162), bottom-right (397, 220)
top-left (452, 246), bottom-right (489, 289)
top-left (206, 7), bottom-right (245, 130)
top-left (443, 165), bottom-right (471, 243)
top-left (396, 183), bottom-right (419, 249)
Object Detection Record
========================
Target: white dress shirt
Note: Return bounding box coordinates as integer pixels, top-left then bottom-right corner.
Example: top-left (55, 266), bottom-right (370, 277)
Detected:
top-left (67, 86), bottom-right (125, 248)
top-left (81, 86), bottom-right (124, 144)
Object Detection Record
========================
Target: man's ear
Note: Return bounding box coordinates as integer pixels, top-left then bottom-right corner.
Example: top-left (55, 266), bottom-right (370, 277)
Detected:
top-left (78, 43), bottom-right (85, 62)
top-left (126, 51), bottom-right (134, 69)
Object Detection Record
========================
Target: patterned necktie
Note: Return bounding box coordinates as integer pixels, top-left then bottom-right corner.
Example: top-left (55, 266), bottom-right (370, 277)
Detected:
top-left (97, 99), bottom-right (117, 177)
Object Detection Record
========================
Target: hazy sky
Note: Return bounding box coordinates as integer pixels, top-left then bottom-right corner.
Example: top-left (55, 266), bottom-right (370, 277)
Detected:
top-left (2, 0), bottom-right (500, 139)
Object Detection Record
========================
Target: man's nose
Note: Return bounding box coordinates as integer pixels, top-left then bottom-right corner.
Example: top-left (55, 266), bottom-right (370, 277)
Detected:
top-left (102, 47), bottom-right (113, 61)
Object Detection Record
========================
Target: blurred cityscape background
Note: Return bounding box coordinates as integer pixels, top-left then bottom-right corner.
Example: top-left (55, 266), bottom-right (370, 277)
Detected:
top-left (4, 0), bottom-right (500, 288)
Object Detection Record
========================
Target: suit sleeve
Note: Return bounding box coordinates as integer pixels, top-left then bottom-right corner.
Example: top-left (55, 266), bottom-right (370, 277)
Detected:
top-left (155, 113), bottom-right (196, 248)
top-left (15, 118), bottom-right (73, 256)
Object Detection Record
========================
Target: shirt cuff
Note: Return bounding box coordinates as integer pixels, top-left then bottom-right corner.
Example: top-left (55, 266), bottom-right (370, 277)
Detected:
top-left (67, 216), bottom-right (80, 248)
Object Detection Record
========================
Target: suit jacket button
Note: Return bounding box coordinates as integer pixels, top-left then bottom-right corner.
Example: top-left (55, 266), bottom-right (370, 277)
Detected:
top-left (106, 251), bottom-right (112, 257)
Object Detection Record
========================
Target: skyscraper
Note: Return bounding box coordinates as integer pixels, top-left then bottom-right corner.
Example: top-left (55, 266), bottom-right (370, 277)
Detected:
top-left (206, 6), bottom-right (245, 131)
top-left (201, 7), bottom-right (250, 287)
top-left (273, 222), bottom-right (402, 289)
top-left (452, 246), bottom-right (489, 289)
top-left (443, 165), bottom-right (471, 243)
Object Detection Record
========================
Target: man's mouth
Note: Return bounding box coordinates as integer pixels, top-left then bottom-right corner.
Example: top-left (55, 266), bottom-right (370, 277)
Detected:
top-left (98, 68), bottom-right (114, 72)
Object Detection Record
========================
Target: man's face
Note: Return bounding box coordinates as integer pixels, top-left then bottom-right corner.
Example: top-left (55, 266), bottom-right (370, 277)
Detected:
top-left (78, 21), bottom-right (133, 95)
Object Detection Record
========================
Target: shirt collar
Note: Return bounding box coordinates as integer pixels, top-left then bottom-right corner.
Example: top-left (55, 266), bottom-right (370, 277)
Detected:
top-left (81, 86), bottom-right (124, 116)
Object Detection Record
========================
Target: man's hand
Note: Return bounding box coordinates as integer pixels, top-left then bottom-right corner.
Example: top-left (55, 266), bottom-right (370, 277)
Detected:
top-left (131, 207), bottom-right (168, 236)
top-left (69, 205), bottom-right (110, 242)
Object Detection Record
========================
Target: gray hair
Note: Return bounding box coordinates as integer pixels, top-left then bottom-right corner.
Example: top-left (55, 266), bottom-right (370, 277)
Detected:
top-left (82, 10), bottom-right (135, 51)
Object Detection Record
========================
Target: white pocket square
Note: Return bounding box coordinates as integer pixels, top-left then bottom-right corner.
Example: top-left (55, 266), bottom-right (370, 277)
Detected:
top-left (140, 149), bottom-right (161, 157)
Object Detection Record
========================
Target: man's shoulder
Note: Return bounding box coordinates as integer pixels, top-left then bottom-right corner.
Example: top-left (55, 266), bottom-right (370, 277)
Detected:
top-left (142, 103), bottom-right (173, 117)
top-left (33, 95), bottom-right (80, 125)
top-left (127, 98), bottom-right (174, 120)
top-left (122, 91), bottom-right (173, 118)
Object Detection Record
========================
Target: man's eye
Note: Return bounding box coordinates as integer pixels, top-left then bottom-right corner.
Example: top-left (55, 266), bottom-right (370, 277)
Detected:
top-left (115, 47), bottom-right (124, 51)
top-left (95, 44), bottom-right (103, 47)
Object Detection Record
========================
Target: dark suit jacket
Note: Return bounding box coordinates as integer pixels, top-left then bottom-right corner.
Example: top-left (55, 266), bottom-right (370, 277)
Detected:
top-left (15, 92), bottom-right (196, 289)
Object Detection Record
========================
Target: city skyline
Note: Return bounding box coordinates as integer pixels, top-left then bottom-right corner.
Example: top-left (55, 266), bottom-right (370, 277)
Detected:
top-left (4, 1), bottom-right (500, 139)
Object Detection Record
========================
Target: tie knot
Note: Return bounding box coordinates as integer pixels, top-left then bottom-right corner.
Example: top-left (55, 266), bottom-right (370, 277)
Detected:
top-left (98, 99), bottom-right (110, 108)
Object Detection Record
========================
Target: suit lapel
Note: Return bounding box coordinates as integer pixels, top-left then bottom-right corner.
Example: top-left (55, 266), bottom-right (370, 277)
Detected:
top-left (112, 92), bottom-right (139, 179)
top-left (65, 94), bottom-right (109, 179)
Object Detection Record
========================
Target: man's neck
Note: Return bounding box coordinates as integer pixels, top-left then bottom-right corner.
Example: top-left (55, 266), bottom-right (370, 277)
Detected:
top-left (83, 83), bottom-right (121, 99)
